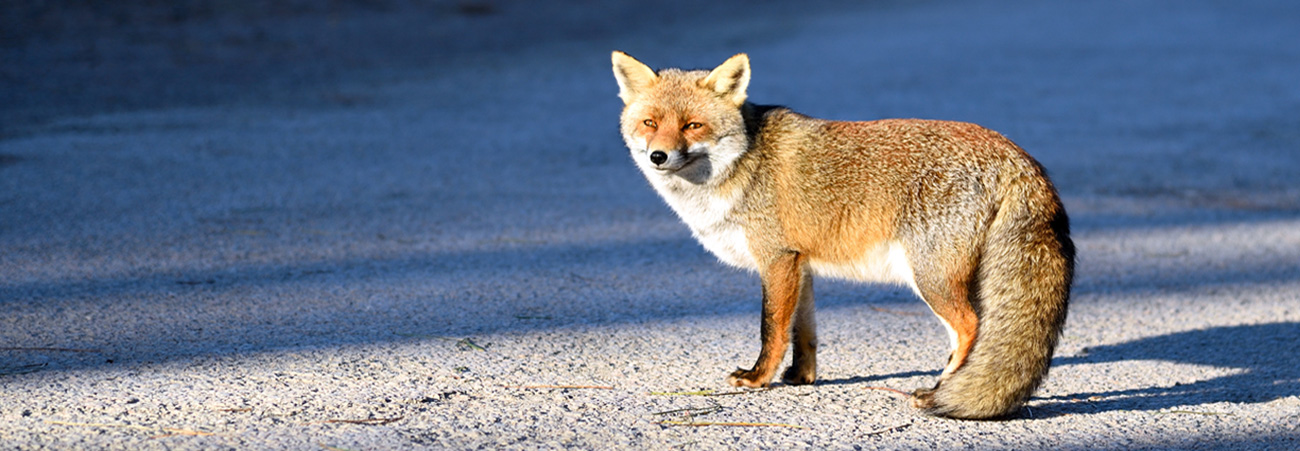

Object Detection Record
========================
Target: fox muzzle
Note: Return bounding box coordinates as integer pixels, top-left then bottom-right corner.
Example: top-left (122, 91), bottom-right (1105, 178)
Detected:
top-left (649, 151), bottom-right (669, 165)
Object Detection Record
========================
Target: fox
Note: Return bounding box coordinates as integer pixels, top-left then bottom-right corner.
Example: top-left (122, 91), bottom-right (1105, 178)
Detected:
top-left (610, 51), bottom-right (1075, 420)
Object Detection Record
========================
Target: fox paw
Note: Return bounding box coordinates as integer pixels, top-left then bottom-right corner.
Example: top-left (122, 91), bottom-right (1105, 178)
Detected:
top-left (780, 366), bottom-right (816, 385)
top-left (726, 368), bottom-right (770, 388)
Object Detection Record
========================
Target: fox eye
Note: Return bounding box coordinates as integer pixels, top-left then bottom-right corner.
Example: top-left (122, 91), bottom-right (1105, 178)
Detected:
top-left (683, 122), bottom-right (703, 131)
top-left (643, 119), bottom-right (657, 128)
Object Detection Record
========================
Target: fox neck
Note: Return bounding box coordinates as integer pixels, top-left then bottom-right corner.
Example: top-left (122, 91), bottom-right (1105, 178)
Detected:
top-left (641, 131), bottom-right (758, 270)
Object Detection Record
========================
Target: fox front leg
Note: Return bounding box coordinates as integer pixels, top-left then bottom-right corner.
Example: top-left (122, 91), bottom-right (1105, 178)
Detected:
top-left (782, 269), bottom-right (816, 385)
top-left (727, 252), bottom-right (808, 388)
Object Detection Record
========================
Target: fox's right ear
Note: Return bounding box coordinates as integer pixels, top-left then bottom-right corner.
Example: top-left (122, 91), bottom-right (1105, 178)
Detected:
top-left (612, 51), bottom-right (657, 105)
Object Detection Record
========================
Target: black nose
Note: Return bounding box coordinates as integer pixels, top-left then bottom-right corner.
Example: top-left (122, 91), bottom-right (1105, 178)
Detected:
top-left (649, 151), bottom-right (668, 165)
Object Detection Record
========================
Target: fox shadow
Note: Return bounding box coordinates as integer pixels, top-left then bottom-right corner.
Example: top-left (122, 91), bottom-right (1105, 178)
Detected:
top-left (817, 322), bottom-right (1300, 418)
top-left (1032, 321), bottom-right (1300, 416)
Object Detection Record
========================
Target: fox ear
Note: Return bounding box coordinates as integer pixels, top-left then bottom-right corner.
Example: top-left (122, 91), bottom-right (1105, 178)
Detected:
top-left (612, 51), bottom-right (657, 105)
top-left (703, 53), bottom-right (750, 106)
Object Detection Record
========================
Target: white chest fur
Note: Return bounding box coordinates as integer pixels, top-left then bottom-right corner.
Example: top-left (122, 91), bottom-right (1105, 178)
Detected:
top-left (647, 176), bottom-right (757, 270)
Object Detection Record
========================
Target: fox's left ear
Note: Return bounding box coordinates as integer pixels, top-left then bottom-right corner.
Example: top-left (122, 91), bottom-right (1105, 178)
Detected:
top-left (703, 53), bottom-right (751, 106)
top-left (612, 51), bottom-right (658, 105)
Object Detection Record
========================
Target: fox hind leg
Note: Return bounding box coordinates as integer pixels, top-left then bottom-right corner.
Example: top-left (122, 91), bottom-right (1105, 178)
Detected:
top-left (907, 255), bottom-right (980, 409)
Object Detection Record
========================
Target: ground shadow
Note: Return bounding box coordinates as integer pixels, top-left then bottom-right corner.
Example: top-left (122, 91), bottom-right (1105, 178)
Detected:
top-left (815, 370), bottom-right (941, 388)
top-left (4, 211), bottom-right (1299, 380)
top-left (1036, 322), bottom-right (1300, 416)
top-left (815, 323), bottom-right (1300, 420)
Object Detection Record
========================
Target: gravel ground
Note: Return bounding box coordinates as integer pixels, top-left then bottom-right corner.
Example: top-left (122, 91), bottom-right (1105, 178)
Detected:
top-left (2, 0), bottom-right (1299, 449)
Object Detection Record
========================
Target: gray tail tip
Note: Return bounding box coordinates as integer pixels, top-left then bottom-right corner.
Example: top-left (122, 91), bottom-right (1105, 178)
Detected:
top-left (913, 388), bottom-right (1025, 420)
top-left (923, 404), bottom-right (1022, 421)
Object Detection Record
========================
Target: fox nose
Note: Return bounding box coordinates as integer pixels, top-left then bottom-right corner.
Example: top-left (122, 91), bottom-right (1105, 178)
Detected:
top-left (649, 151), bottom-right (668, 165)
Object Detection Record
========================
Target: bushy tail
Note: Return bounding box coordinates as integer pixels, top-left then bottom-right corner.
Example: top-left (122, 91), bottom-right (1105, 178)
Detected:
top-left (925, 179), bottom-right (1075, 420)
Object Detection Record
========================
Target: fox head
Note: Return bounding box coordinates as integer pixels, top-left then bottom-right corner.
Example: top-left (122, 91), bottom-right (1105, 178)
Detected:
top-left (612, 51), bottom-right (751, 185)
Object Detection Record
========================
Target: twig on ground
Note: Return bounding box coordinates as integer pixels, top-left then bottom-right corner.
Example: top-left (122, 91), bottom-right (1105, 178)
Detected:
top-left (652, 405), bottom-right (723, 417)
top-left (506, 384), bottom-right (615, 390)
top-left (649, 389), bottom-right (716, 396)
top-left (706, 387), bottom-right (775, 396)
top-left (319, 417), bottom-right (404, 425)
top-left (863, 386), bottom-right (912, 398)
top-left (151, 428), bottom-right (217, 439)
top-left (655, 420), bottom-right (807, 429)
top-left (0, 363), bottom-right (48, 376)
top-left (863, 421), bottom-right (912, 436)
top-left (652, 398), bottom-right (724, 418)
top-left (456, 338), bottom-right (487, 351)
top-left (649, 387), bottom-right (774, 397)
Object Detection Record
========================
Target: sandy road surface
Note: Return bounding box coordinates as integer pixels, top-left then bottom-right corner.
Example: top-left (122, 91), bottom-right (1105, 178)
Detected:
top-left (3, 0), bottom-right (1299, 449)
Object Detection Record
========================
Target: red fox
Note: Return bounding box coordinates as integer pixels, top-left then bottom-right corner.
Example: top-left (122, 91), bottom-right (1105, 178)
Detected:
top-left (611, 51), bottom-right (1075, 420)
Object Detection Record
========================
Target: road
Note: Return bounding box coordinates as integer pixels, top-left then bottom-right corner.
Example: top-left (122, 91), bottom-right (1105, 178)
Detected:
top-left (2, 0), bottom-right (1298, 448)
